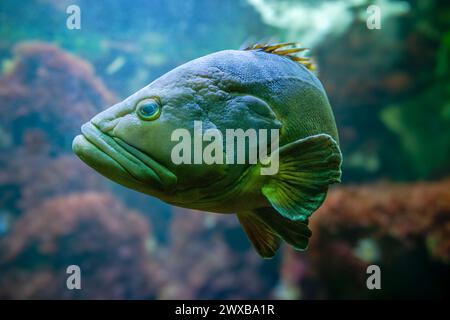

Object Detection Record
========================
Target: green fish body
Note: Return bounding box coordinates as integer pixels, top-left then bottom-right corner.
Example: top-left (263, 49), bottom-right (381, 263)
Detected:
top-left (73, 43), bottom-right (342, 258)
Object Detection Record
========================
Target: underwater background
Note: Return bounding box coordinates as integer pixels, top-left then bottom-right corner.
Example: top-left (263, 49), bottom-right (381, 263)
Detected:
top-left (0, 0), bottom-right (449, 299)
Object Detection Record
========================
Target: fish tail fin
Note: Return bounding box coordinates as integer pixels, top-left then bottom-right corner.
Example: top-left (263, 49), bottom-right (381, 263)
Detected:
top-left (237, 207), bottom-right (312, 258)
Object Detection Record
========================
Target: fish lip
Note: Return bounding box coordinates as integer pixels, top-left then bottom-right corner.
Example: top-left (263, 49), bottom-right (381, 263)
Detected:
top-left (80, 122), bottom-right (176, 190)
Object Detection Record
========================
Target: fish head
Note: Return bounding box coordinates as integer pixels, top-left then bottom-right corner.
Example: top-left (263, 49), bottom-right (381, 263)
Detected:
top-left (73, 51), bottom-right (283, 205)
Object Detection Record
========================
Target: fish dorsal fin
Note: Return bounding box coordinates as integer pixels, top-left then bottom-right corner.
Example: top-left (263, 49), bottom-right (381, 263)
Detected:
top-left (243, 42), bottom-right (315, 72)
top-left (261, 134), bottom-right (342, 222)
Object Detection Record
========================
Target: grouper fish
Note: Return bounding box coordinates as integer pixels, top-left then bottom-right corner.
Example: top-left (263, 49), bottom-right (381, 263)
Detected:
top-left (72, 43), bottom-right (342, 258)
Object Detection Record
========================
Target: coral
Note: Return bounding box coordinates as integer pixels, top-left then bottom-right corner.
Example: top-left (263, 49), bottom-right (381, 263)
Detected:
top-left (160, 208), bottom-right (279, 299)
top-left (0, 41), bottom-right (115, 153)
top-left (0, 192), bottom-right (165, 299)
top-left (0, 152), bottom-right (106, 212)
top-left (278, 180), bottom-right (450, 299)
top-left (0, 42), bottom-right (168, 300)
top-left (313, 180), bottom-right (450, 246)
top-left (0, 42), bottom-right (115, 214)
top-left (18, 155), bottom-right (106, 211)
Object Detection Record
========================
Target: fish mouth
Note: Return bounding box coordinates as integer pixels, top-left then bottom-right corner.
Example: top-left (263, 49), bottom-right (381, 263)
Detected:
top-left (73, 122), bottom-right (177, 192)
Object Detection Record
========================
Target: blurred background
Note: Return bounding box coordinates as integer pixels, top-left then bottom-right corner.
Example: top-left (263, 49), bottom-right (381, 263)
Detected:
top-left (0, 0), bottom-right (449, 299)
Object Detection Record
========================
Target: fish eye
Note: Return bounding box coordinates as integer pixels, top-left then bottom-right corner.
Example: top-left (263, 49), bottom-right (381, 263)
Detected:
top-left (136, 98), bottom-right (161, 121)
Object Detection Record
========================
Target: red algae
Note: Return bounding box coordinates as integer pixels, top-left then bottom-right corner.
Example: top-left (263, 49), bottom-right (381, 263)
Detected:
top-left (279, 180), bottom-right (450, 299)
top-left (0, 192), bottom-right (165, 299)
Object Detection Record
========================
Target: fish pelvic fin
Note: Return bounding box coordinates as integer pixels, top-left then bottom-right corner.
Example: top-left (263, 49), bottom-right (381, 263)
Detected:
top-left (255, 207), bottom-right (312, 251)
top-left (261, 134), bottom-right (342, 222)
top-left (238, 208), bottom-right (312, 258)
top-left (237, 211), bottom-right (281, 259)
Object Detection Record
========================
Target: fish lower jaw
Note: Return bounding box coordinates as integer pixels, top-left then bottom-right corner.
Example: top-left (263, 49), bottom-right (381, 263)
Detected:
top-left (79, 122), bottom-right (168, 187)
top-left (72, 132), bottom-right (168, 200)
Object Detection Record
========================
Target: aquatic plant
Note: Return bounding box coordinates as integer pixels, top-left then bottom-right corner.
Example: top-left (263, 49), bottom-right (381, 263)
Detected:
top-left (310, 0), bottom-right (450, 181)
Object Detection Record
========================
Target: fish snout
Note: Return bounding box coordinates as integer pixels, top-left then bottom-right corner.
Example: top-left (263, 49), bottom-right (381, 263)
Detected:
top-left (91, 101), bottom-right (133, 133)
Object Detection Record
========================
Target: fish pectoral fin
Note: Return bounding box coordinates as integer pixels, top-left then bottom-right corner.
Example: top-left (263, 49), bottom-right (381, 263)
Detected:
top-left (254, 207), bottom-right (312, 251)
top-left (262, 134), bottom-right (342, 221)
top-left (237, 211), bottom-right (281, 259)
